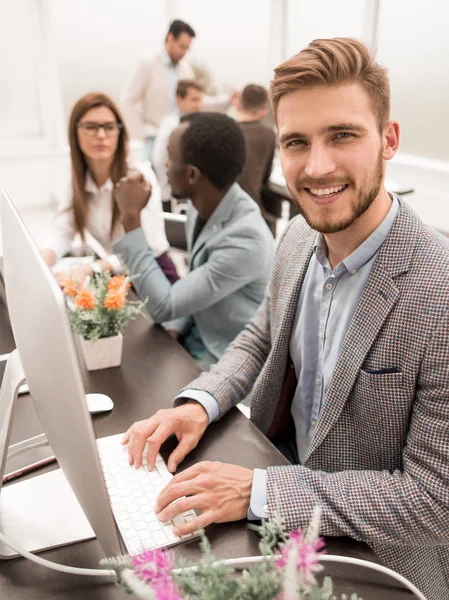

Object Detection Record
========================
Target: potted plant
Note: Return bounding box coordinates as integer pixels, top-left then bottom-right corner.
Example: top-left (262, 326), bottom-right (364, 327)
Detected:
top-left (62, 272), bottom-right (146, 371)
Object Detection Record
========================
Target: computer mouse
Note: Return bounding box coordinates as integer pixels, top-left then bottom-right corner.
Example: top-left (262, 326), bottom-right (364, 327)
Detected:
top-left (85, 393), bottom-right (114, 414)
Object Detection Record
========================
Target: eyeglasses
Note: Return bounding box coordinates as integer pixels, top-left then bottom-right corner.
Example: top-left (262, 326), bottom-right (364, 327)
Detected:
top-left (77, 121), bottom-right (123, 137)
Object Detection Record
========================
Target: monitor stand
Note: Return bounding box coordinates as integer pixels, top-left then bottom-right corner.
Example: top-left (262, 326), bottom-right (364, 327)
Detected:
top-left (0, 350), bottom-right (95, 559)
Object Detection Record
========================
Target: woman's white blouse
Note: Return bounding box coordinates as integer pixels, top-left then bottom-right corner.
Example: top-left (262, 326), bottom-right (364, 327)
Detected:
top-left (48, 161), bottom-right (169, 273)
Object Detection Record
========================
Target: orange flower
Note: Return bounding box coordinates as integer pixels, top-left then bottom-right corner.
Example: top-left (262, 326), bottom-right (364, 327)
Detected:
top-left (104, 290), bottom-right (125, 311)
top-left (108, 275), bottom-right (130, 294)
top-left (74, 288), bottom-right (97, 310)
top-left (62, 274), bottom-right (79, 297)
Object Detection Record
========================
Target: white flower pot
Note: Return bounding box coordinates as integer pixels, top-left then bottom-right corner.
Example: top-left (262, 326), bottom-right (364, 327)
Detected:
top-left (79, 333), bottom-right (123, 371)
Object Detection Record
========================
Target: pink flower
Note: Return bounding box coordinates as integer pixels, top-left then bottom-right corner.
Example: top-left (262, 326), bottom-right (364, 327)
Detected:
top-left (151, 575), bottom-right (182, 600)
top-left (131, 548), bottom-right (175, 583)
top-left (276, 529), bottom-right (325, 589)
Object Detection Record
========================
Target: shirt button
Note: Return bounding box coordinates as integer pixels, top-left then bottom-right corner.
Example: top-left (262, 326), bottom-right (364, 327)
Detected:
top-left (325, 283), bottom-right (333, 290)
top-left (318, 331), bottom-right (324, 339)
top-left (263, 504), bottom-right (269, 513)
top-left (311, 420), bottom-right (317, 427)
top-left (351, 269), bottom-right (357, 274)
top-left (316, 378), bottom-right (321, 386)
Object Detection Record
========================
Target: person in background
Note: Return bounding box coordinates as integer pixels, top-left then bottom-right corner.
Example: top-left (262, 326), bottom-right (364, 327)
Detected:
top-left (152, 79), bottom-right (204, 209)
top-left (113, 112), bottom-right (275, 370)
top-left (122, 39), bottom-right (449, 600)
top-left (41, 92), bottom-right (179, 285)
top-left (234, 84), bottom-right (276, 234)
top-left (122, 20), bottom-right (196, 160)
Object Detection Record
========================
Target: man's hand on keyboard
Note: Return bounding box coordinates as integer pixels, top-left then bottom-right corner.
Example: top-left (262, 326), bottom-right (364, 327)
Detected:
top-left (154, 461), bottom-right (253, 536)
top-left (122, 402), bottom-right (209, 472)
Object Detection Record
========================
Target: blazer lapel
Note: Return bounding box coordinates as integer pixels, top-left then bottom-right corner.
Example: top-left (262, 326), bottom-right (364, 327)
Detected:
top-left (188, 185), bottom-right (238, 267)
top-left (252, 229), bottom-right (315, 434)
top-left (185, 202), bottom-right (198, 254)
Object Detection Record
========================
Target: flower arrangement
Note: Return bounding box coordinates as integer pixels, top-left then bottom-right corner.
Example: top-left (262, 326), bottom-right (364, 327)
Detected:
top-left (62, 271), bottom-right (146, 340)
top-left (101, 509), bottom-right (361, 600)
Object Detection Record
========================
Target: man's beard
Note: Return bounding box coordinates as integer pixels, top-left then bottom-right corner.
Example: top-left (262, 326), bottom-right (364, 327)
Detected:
top-left (287, 151), bottom-right (383, 234)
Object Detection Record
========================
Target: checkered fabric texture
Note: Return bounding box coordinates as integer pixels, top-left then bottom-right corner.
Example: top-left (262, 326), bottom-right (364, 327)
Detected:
top-left (182, 199), bottom-right (449, 599)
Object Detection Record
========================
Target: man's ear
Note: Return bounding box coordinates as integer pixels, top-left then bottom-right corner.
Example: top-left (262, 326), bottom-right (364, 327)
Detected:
top-left (188, 165), bottom-right (201, 185)
top-left (382, 120), bottom-right (400, 161)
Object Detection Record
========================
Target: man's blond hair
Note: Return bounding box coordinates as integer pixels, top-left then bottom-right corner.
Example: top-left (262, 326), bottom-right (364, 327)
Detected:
top-left (269, 38), bottom-right (390, 131)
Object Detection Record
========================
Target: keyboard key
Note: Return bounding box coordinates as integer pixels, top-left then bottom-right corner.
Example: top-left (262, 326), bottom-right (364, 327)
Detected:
top-left (173, 516), bottom-right (185, 527)
top-left (144, 511), bottom-right (157, 523)
top-left (153, 530), bottom-right (167, 546)
top-left (138, 528), bottom-right (151, 541)
top-left (163, 526), bottom-right (179, 542)
top-left (115, 511), bottom-right (128, 522)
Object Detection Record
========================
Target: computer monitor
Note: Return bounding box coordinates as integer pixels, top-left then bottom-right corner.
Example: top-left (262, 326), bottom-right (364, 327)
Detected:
top-left (0, 189), bottom-right (122, 558)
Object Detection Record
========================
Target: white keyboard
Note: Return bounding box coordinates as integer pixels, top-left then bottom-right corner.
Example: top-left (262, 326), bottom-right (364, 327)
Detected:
top-left (96, 433), bottom-right (204, 555)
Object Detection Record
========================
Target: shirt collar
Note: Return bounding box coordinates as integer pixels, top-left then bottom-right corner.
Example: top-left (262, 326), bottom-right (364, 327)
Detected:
top-left (162, 47), bottom-right (176, 69)
top-left (84, 171), bottom-right (113, 194)
top-left (314, 194), bottom-right (400, 275)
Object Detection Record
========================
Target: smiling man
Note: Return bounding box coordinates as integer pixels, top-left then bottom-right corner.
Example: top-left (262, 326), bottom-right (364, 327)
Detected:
top-left (123, 39), bottom-right (449, 599)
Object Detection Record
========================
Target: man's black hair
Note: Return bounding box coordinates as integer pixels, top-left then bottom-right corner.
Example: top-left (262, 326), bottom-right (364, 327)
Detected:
top-left (168, 20), bottom-right (196, 39)
top-left (179, 112), bottom-right (246, 190)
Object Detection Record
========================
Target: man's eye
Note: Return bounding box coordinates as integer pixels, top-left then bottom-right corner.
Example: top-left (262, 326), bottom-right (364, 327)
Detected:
top-left (334, 132), bottom-right (354, 140)
top-left (104, 123), bottom-right (118, 131)
top-left (286, 139), bottom-right (305, 148)
top-left (85, 124), bottom-right (97, 131)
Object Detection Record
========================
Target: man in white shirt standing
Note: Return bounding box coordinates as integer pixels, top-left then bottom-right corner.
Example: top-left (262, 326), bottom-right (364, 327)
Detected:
top-left (122, 20), bottom-right (196, 159)
top-left (152, 79), bottom-right (204, 209)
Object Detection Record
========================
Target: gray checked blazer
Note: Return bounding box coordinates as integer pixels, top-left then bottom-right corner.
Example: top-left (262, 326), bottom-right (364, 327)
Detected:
top-left (181, 199), bottom-right (449, 599)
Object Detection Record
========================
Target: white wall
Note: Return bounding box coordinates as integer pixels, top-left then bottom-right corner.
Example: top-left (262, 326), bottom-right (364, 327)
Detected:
top-left (377, 0), bottom-right (449, 162)
top-left (49, 0), bottom-right (170, 121)
top-left (0, 0), bottom-right (448, 231)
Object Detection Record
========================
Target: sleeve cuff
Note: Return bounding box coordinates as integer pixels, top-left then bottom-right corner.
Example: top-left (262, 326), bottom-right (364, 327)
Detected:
top-left (112, 227), bottom-right (148, 257)
top-left (173, 389), bottom-right (220, 424)
top-left (247, 469), bottom-right (269, 520)
top-left (105, 254), bottom-right (125, 275)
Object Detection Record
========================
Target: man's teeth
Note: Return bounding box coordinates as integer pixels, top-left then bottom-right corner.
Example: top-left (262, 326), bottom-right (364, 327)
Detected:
top-left (309, 185), bottom-right (346, 197)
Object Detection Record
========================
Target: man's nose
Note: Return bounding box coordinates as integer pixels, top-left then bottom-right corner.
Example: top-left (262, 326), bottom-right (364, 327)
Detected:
top-left (304, 145), bottom-right (336, 179)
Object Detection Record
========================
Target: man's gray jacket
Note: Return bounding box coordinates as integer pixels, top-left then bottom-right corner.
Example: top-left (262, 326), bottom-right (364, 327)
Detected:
top-left (113, 183), bottom-right (274, 359)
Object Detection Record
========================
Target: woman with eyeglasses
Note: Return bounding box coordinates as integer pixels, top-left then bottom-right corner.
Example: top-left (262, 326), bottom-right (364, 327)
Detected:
top-left (41, 92), bottom-right (179, 285)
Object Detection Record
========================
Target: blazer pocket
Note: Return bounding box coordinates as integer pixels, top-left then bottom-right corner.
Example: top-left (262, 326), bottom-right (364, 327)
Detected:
top-left (362, 366), bottom-right (401, 375)
top-left (358, 368), bottom-right (405, 388)
top-left (353, 368), bottom-right (408, 431)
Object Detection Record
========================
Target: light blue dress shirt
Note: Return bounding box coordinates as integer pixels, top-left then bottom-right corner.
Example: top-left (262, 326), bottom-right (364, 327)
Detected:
top-left (177, 195), bottom-right (399, 519)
